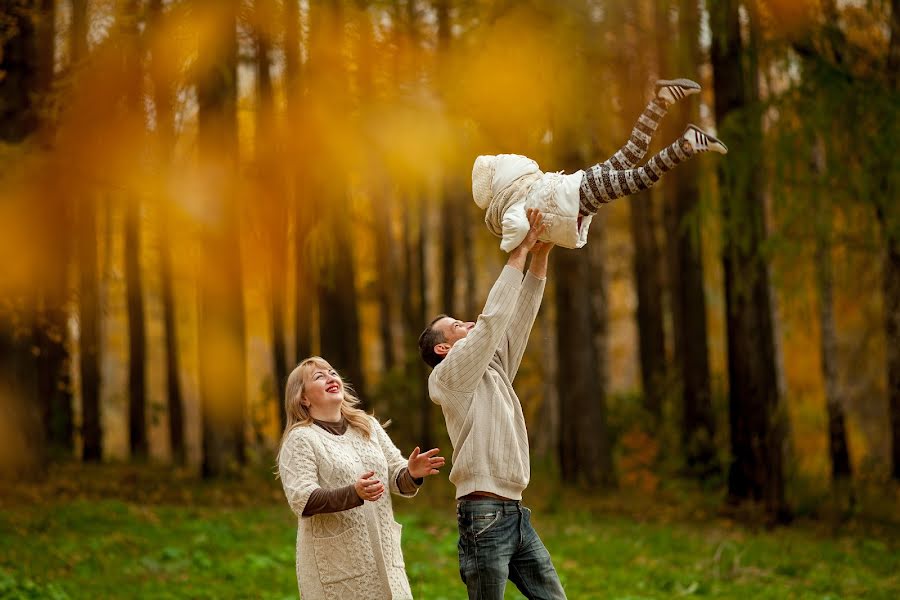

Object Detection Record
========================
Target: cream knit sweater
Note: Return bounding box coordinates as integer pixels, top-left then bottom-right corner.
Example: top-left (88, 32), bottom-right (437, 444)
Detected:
top-left (428, 265), bottom-right (545, 499)
top-left (278, 416), bottom-right (415, 599)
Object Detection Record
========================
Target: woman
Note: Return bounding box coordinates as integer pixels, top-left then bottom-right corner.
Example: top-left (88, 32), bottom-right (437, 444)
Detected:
top-left (277, 356), bottom-right (444, 599)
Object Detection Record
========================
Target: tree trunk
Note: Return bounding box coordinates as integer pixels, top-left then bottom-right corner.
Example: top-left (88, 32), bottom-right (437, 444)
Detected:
top-left (550, 6), bottom-right (614, 489)
top-left (317, 226), bottom-right (367, 398)
top-left (354, 2), bottom-right (396, 372)
top-left (254, 0), bottom-right (290, 429)
top-left (554, 137), bottom-right (614, 487)
top-left (148, 0), bottom-right (185, 464)
top-left (70, 0), bottom-right (87, 64)
top-left (710, 0), bottom-right (788, 521)
top-left (197, 0), bottom-right (246, 478)
top-left (64, 0), bottom-right (102, 463)
top-left (661, 0), bottom-right (718, 478)
top-left (614, 2), bottom-right (667, 425)
top-left (815, 223), bottom-right (853, 483)
top-left (78, 192), bottom-right (103, 462)
top-left (439, 194), bottom-right (458, 316)
top-left (0, 0), bottom-right (39, 141)
top-left (37, 261), bottom-right (74, 458)
top-left (629, 188), bottom-right (666, 423)
top-left (883, 0), bottom-right (900, 483)
top-left (886, 232), bottom-right (900, 482)
top-left (462, 208), bottom-right (478, 318)
top-left (374, 188), bottom-right (397, 371)
top-left (398, 189), bottom-right (431, 446)
top-left (0, 0), bottom-right (46, 478)
top-left (0, 309), bottom-right (43, 479)
top-left (159, 199), bottom-right (185, 463)
top-left (125, 190), bottom-right (147, 459)
top-left (416, 198), bottom-right (432, 449)
top-left (555, 246), bottom-right (614, 487)
top-left (119, 0), bottom-right (148, 460)
top-left (33, 0), bottom-right (75, 457)
top-left (309, 0), bottom-right (367, 401)
top-left (533, 300), bottom-right (559, 460)
top-left (436, 0), bottom-right (457, 317)
top-left (808, 137), bottom-right (853, 489)
top-left (285, 0), bottom-right (312, 371)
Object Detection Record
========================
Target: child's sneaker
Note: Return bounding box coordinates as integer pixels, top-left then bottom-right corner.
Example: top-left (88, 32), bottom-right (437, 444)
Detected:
top-left (655, 78), bottom-right (701, 104)
top-left (683, 124), bottom-right (728, 154)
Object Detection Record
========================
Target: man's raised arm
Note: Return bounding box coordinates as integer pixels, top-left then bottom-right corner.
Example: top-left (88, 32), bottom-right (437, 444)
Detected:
top-left (432, 210), bottom-right (547, 393)
top-left (501, 241), bottom-right (552, 381)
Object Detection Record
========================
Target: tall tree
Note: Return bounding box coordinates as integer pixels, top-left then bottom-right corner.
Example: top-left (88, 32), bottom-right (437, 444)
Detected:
top-left (284, 0), bottom-right (313, 371)
top-left (710, 0), bottom-right (788, 520)
top-left (68, 0), bottom-right (103, 463)
top-left (663, 0), bottom-right (718, 477)
top-left (883, 0), bottom-right (900, 482)
top-left (619, 1), bottom-right (667, 423)
top-left (786, 0), bottom-right (899, 482)
top-left (435, 0), bottom-right (459, 318)
top-left (544, 0), bottom-right (615, 489)
top-left (0, 0), bottom-right (45, 478)
top-left (553, 31), bottom-right (615, 485)
top-left (308, 0), bottom-right (367, 400)
top-left (197, 0), bottom-right (246, 477)
top-left (33, 0), bottom-right (76, 457)
top-left (353, 0), bottom-right (397, 372)
top-left (407, 198), bottom-right (432, 449)
top-left (555, 242), bottom-right (615, 487)
top-left (792, 2), bottom-right (855, 488)
top-left (393, 2), bottom-right (430, 440)
top-left (815, 180), bottom-right (853, 491)
top-left (402, 0), bottom-right (432, 448)
top-left (119, 0), bottom-right (148, 460)
top-left (253, 0), bottom-right (290, 429)
top-left (148, 0), bottom-right (186, 464)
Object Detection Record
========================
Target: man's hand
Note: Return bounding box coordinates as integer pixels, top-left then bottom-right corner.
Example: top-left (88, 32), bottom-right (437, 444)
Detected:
top-left (508, 209), bottom-right (547, 271)
top-left (407, 447), bottom-right (445, 479)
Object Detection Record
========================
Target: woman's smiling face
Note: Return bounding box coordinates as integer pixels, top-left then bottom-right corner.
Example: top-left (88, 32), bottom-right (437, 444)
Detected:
top-left (302, 362), bottom-right (344, 413)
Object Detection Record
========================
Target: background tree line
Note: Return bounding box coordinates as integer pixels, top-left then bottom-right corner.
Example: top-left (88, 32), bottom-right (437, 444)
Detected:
top-left (1, 0), bottom-right (897, 523)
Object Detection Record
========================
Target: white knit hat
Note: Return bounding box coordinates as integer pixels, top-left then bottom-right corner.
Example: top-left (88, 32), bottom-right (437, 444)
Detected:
top-left (471, 155), bottom-right (496, 209)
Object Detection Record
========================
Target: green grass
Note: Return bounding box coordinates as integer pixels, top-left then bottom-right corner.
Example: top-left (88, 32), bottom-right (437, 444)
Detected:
top-left (1, 470), bottom-right (898, 599)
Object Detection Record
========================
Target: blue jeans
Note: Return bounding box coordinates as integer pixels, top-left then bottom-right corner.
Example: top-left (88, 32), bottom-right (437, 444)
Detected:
top-left (456, 500), bottom-right (567, 600)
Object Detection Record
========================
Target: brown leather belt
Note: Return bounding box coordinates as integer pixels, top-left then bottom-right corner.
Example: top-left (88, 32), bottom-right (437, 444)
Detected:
top-left (458, 491), bottom-right (514, 501)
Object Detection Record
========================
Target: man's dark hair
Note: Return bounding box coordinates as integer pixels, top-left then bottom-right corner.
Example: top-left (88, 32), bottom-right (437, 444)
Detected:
top-left (418, 314), bottom-right (448, 368)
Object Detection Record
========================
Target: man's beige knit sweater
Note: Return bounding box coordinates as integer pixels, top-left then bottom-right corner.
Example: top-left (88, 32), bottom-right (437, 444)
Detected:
top-left (428, 265), bottom-right (545, 500)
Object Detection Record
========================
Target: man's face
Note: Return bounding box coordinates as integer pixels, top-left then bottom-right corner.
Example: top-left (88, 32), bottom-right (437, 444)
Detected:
top-left (435, 317), bottom-right (475, 354)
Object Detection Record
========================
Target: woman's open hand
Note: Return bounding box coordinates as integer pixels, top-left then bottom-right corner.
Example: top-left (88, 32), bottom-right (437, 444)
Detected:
top-left (407, 447), bottom-right (445, 479)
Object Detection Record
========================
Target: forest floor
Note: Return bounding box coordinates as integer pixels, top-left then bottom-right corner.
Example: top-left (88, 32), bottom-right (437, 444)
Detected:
top-left (1, 463), bottom-right (898, 599)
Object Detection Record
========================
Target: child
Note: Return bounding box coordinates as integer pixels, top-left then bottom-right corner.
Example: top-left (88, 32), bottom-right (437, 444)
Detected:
top-left (472, 78), bottom-right (727, 251)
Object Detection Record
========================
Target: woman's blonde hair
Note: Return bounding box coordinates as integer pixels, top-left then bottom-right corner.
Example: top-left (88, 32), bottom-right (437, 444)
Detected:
top-left (277, 357), bottom-right (372, 462)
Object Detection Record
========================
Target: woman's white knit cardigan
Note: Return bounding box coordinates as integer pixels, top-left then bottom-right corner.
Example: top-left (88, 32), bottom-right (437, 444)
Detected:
top-left (278, 416), bottom-right (416, 600)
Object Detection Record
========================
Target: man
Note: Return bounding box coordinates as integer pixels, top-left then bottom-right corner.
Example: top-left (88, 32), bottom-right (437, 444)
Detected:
top-left (418, 208), bottom-right (566, 599)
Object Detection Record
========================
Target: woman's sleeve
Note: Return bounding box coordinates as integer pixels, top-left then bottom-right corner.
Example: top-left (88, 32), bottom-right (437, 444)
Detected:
top-left (303, 485), bottom-right (364, 515)
top-left (395, 469), bottom-right (423, 495)
top-left (278, 430), bottom-right (321, 517)
top-left (372, 418), bottom-right (418, 498)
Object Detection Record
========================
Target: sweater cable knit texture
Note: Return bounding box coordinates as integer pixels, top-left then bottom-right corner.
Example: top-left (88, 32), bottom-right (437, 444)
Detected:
top-left (279, 417), bottom-right (415, 599)
top-left (428, 265), bottom-right (545, 500)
